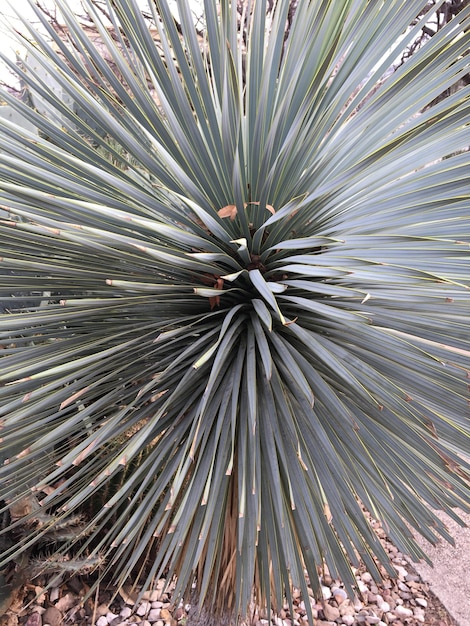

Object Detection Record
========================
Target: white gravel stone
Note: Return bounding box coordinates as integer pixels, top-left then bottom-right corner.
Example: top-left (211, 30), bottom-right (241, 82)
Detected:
top-left (379, 601), bottom-right (390, 612)
top-left (96, 617), bottom-right (108, 626)
top-left (394, 566), bottom-right (408, 580)
top-left (341, 616), bottom-right (354, 626)
top-left (49, 588), bottom-right (60, 603)
top-left (415, 597), bottom-right (427, 608)
top-left (146, 609), bottom-right (161, 622)
top-left (105, 613), bottom-right (119, 623)
top-left (321, 586), bottom-right (332, 600)
top-left (393, 605), bottom-right (413, 618)
top-left (361, 572), bottom-right (372, 583)
top-left (120, 608), bottom-right (133, 619)
top-left (141, 591), bottom-right (161, 602)
top-left (332, 587), bottom-right (347, 604)
top-left (136, 602), bottom-right (151, 617)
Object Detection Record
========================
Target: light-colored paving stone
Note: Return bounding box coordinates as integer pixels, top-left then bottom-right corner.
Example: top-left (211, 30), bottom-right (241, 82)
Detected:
top-left (411, 509), bottom-right (470, 626)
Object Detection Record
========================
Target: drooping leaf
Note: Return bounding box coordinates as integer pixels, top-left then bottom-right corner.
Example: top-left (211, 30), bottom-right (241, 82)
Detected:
top-left (0, 0), bottom-right (469, 623)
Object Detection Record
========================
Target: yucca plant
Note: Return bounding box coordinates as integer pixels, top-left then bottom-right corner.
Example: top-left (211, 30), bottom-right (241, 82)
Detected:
top-left (0, 0), bottom-right (469, 623)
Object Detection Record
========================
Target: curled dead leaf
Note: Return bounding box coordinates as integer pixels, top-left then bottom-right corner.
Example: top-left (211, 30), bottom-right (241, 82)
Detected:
top-left (217, 205), bottom-right (237, 220)
top-left (218, 202), bottom-right (276, 220)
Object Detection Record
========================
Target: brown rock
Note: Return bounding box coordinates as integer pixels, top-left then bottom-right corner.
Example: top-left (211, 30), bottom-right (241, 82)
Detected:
top-left (21, 613), bottom-right (42, 626)
top-left (322, 603), bottom-right (340, 621)
top-left (54, 593), bottom-right (78, 613)
top-left (94, 603), bottom-right (110, 617)
top-left (160, 608), bottom-right (175, 624)
top-left (339, 600), bottom-right (355, 617)
top-left (42, 606), bottom-right (62, 626)
top-left (141, 590), bottom-right (161, 602)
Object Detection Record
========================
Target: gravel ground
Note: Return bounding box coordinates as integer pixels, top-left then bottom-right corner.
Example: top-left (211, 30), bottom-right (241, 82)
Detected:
top-left (1, 518), bottom-right (460, 626)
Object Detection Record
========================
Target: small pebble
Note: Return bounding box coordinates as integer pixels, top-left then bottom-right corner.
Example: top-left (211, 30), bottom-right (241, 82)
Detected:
top-left (23, 614), bottom-right (42, 626)
top-left (49, 588), bottom-right (60, 603)
top-left (394, 605), bottom-right (413, 618)
top-left (141, 591), bottom-right (161, 602)
top-left (106, 613), bottom-right (119, 622)
top-left (322, 604), bottom-right (340, 621)
top-left (332, 587), bottom-right (347, 604)
top-left (120, 608), bottom-right (133, 619)
top-left (146, 609), bottom-right (161, 622)
top-left (41, 607), bottom-right (62, 626)
top-left (339, 601), bottom-right (355, 617)
top-left (96, 618), bottom-right (108, 626)
top-left (136, 602), bottom-right (151, 617)
top-left (394, 566), bottom-right (408, 580)
top-left (357, 580), bottom-right (368, 593)
top-left (405, 574), bottom-right (420, 582)
top-left (415, 597), bottom-right (427, 608)
top-left (159, 608), bottom-right (172, 621)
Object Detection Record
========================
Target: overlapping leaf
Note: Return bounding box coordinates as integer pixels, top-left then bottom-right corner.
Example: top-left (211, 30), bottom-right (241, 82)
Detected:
top-left (0, 0), bottom-right (469, 621)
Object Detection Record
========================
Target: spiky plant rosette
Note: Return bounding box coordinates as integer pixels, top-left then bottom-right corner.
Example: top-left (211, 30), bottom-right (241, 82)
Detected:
top-left (0, 0), bottom-right (469, 619)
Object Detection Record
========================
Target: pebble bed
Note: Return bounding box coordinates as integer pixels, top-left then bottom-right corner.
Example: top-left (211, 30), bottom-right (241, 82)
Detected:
top-left (16, 520), bottom-right (453, 626)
